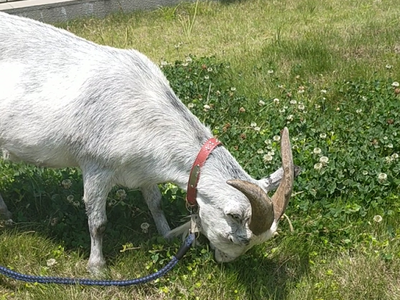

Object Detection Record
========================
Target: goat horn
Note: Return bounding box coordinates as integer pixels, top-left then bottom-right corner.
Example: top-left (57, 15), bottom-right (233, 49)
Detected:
top-left (226, 127), bottom-right (294, 236)
top-left (227, 179), bottom-right (274, 236)
top-left (271, 127), bottom-right (294, 221)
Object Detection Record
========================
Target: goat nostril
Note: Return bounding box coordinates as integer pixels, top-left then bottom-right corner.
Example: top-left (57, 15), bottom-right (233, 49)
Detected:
top-left (228, 236), bottom-right (234, 243)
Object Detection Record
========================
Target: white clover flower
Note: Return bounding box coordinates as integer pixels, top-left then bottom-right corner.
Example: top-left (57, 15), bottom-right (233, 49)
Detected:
top-left (268, 69), bottom-right (274, 74)
top-left (108, 199), bottom-right (117, 207)
top-left (250, 122), bottom-right (257, 127)
top-left (258, 100), bottom-right (265, 106)
top-left (314, 162), bottom-right (323, 170)
top-left (386, 64), bottom-right (392, 69)
top-left (336, 107), bottom-right (340, 111)
top-left (387, 143), bottom-right (393, 148)
top-left (356, 109), bottom-right (362, 114)
top-left (188, 103), bottom-right (195, 109)
top-left (230, 87), bottom-right (236, 92)
top-left (141, 222), bottom-right (150, 233)
top-left (320, 156), bottom-right (329, 164)
top-left (67, 195), bottom-right (74, 203)
top-left (391, 153), bottom-right (399, 160)
top-left (373, 215), bottom-right (383, 223)
top-left (116, 189), bottom-right (127, 200)
top-left (298, 104), bottom-right (305, 110)
top-left (392, 81), bottom-right (399, 87)
top-left (61, 179), bottom-right (72, 189)
top-left (273, 98), bottom-right (280, 104)
top-left (204, 75), bottom-right (209, 80)
top-left (362, 96), bottom-right (367, 101)
top-left (362, 170), bottom-right (369, 176)
top-left (207, 67), bottom-right (213, 72)
top-left (313, 147), bottom-right (322, 155)
top-left (279, 108), bottom-right (286, 113)
top-left (254, 126), bottom-right (261, 132)
top-left (264, 139), bottom-right (272, 145)
top-left (46, 258), bottom-right (57, 267)
top-left (185, 56), bottom-right (193, 63)
top-left (263, 154), bottom-right (273, 162)
top-left (385, 156), bottom-right (393, 163)
top-left (290, 99), bottom-right (297, 105)
top-left (273, 135), bottom-right (281, 142)
top-left (182, 62), bottom-right (188, 67)
top-left (203, 104), bottom-right (211, 111)
top-left (378, 173), bottom-right (387, 182)
top-left (50, 217), bottom-right (59, 226)
top-left (320, 133), bottom-right (327, 139)
top-left (321, 89), bottom-right (327, 94)
top-left (267, 150), bottom-right (275, 156)
top-left (257, 149), bottom-right (264, 154)
top-left (315, 104), bottom-right (321, 109)
top-left (287, 115), bottom-right (294, 121)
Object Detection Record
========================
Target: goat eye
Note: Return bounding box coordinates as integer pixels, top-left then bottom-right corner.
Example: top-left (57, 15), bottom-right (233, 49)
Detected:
top-left (228, 213), bottom-right (241, 222)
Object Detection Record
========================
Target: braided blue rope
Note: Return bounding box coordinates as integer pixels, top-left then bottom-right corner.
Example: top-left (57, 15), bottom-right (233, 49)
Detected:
top-left (0, 233), bottom-right (195, 286)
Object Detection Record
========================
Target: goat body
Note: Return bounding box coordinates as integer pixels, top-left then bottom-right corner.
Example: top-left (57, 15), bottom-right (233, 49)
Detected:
top-left (0, 12), bottom-right (293, 274)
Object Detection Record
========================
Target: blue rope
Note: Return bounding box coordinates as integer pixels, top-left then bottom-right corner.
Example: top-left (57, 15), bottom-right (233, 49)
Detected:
top-left (0, 233), bottom-right (195, 286)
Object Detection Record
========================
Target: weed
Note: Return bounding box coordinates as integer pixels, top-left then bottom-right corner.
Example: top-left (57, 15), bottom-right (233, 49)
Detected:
top-left (177, 0), bottom-right (200, 39)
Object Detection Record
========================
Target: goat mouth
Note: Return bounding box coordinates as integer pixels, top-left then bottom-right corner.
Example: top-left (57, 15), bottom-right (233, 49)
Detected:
top-left (214, 248), bottom-right (238, 263)
top-left (228, 234), bottom-right (250, 246)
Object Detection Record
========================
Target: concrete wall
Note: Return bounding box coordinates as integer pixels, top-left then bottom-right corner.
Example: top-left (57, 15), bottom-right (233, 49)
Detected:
top-left (0, 0), bottom-right (197, 23)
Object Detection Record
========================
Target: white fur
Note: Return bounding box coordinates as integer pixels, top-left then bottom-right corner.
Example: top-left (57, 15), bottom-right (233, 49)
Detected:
top-left (0, 12), bottom-right (288, 273)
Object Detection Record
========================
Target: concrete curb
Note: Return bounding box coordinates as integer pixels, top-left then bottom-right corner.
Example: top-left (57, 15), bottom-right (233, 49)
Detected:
top-left (0, 0), bottom-right (194, 23)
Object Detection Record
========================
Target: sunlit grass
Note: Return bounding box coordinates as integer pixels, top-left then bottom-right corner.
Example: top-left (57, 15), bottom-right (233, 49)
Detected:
top-left (62, 0), bottom-right (400, 96)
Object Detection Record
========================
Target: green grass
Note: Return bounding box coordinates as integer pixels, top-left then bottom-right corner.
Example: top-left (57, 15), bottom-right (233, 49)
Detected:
top-left (1, 0), bottom-right (400, 299)
top-left (61, 0), bottom-right (400, 95)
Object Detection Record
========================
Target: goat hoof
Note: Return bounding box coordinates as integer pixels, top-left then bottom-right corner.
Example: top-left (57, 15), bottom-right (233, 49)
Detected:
top-left (87, 261), bottom-right (107, 277)
top-left (0, 209), bottom-right (12, 221)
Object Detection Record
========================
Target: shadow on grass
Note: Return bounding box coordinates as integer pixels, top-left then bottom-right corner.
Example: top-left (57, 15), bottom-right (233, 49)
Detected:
top-left (219, 0), bottom-right (251, 4)
top-left (0, 165), bottom-right (309, 298)
top-left (0, 185), bottom-right (189, 276)
top-left (222, 242), bottom-right (310, 300)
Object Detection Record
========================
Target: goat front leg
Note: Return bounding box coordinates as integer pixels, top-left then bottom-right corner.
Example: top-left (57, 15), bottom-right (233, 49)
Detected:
top-left (82, 167), bottom-right (113, 275)
top-left (0, 193), bottom-right (12, 220)
top-left (141, 184), bottom-right (170, 237)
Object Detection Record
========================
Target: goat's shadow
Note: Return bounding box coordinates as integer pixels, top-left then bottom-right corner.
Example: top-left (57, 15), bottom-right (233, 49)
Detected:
top-left (220, 244), bottom-right (310, 300)
top-left (0, 170), bottom-right (308, 298)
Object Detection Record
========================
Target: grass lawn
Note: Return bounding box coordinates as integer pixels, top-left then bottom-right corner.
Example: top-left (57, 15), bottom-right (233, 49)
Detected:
top-left (1, 0), bottom-right (400, 299)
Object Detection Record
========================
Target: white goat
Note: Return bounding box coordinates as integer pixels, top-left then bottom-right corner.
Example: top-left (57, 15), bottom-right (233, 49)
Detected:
top-left (0, 12), bottom-right (295, 274)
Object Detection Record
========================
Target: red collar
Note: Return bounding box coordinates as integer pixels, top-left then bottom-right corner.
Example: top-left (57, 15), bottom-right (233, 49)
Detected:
top-left (186, 137), bottom-right (222, 206)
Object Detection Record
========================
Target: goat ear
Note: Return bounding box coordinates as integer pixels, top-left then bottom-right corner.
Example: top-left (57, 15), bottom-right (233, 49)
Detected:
top-left (258, 166), bottom-right (301, 192)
